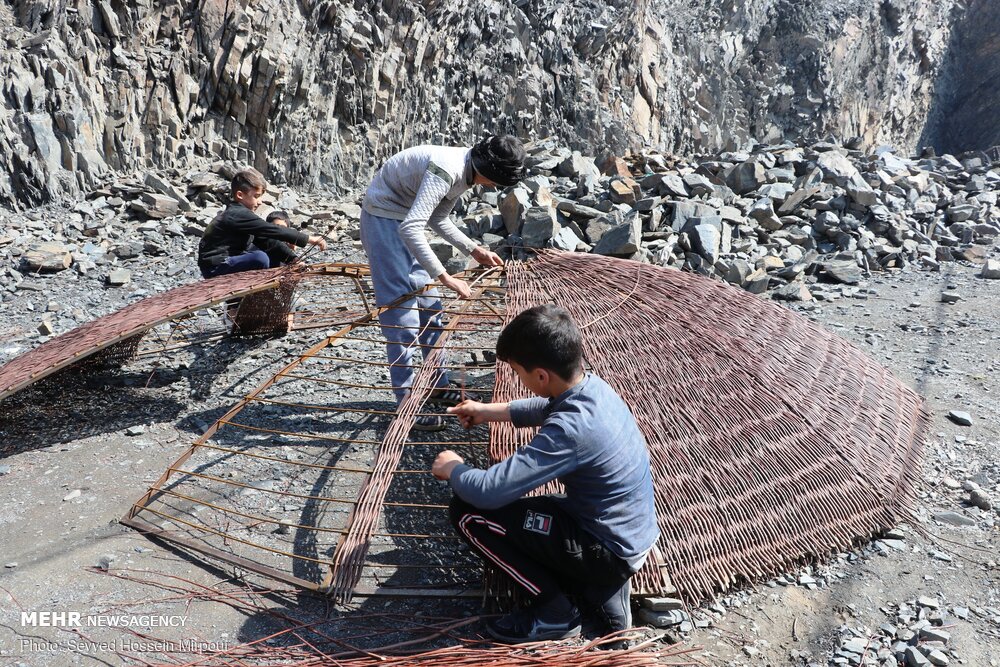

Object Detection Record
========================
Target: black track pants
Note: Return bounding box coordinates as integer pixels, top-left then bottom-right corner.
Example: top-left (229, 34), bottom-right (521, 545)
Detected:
top-left (449, 494), bottom-right (632, 605)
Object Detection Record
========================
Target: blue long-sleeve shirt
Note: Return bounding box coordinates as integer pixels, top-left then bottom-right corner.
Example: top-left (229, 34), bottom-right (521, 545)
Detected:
top-left (449, 373), bottom-right (659, 564)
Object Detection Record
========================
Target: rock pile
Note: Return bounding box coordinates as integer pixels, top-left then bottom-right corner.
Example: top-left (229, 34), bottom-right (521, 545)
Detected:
top-left (1, 138), bottom-right (998, 357)
top-left (450, 139), bottom-right (1000, 300)
top-left (829, 597), bottom-right (965, 667)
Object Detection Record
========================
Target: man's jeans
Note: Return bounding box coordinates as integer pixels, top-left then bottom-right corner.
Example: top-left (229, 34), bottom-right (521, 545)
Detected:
top-left (360, 211), bottom-right (450, 402)
top-left (200, 248), bottom-right (270, 278)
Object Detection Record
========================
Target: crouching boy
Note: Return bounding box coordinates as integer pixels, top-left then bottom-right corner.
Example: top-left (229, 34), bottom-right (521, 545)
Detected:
top-left (432, 305), bottom-right (659, 644)
top-left (198, 169), bottom-right (327, 279)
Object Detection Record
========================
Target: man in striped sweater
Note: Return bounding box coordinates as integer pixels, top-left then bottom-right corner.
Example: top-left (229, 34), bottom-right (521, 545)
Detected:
top-left (361, 135), bottom-right (525, 430)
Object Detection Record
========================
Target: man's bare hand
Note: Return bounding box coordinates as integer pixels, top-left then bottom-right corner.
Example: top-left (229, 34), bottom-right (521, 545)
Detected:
top-left (308, 235), bottom-right (328, 251)
top-left (439, 273), bottom-right (472, 299)
top-left (471, 246), bottom-right (503, 268)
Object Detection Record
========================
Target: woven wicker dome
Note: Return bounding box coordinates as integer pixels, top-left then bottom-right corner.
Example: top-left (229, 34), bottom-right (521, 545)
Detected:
top-left (495, 251), bottom-right (927, 603)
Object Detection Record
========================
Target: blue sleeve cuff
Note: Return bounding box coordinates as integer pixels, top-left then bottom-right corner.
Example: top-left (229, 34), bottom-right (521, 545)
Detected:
top-left (448, 463), bottom-right (474, 497)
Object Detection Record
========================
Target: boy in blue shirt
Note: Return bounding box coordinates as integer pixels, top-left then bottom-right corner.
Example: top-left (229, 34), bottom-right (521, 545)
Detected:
top-left (432, 305), bottom-right (659, 644)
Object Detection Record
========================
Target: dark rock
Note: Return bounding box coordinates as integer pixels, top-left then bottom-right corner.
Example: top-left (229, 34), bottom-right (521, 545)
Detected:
top-left (947, 410), bottom-right (972, 426)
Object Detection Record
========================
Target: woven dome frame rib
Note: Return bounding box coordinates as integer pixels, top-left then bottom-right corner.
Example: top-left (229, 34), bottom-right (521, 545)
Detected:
top-left (505, 251), bottom-right (928, 603)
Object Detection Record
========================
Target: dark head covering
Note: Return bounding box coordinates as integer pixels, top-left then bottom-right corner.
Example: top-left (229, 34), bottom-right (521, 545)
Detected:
top-left (470, 134), bottom-right (526, 187)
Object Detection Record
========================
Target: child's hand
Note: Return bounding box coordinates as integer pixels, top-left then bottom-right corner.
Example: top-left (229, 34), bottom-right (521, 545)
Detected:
top-left (308, 235), bottom-right (328, 251)
top-left (447, 400), bottom-right (485, 429)
top-left (432, 450), bottom-right (465, 480)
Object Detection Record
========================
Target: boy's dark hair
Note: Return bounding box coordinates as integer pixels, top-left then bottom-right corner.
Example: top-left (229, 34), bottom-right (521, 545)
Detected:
top-left (266, 210), bottom-right (291, 224)
top-left (496, 304), bottom-right (583, 381)
top-left (231, 168), bottom-right (266, 198)
top-left (470, 134), bottom-right (526, 187)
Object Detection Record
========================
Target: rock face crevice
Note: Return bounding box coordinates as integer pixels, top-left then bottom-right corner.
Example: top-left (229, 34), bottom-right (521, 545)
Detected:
top-left (919, 0), bottom-right (1000, 155)
top-left (0, 0), bottom-right (993, 210)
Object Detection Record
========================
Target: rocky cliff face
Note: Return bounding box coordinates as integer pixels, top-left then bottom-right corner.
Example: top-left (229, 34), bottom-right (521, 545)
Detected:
top-left (1, 0), bottom-right (994, 210)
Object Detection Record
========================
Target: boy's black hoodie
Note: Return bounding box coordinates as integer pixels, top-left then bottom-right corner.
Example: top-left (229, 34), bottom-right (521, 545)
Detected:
top-left (198, 204), bottom-right (310, 271)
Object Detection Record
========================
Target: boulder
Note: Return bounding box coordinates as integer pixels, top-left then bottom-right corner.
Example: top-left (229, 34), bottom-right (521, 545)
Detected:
top-left (981, 259), bottom-right (1000, 279)
top-left (726, 160), bottom-right (766, 195)
top-left (499, 188), bottom-right (530, 235)
top-left (22, 243), bottom-right (72, 272)
top-left (748, 198), bottom-right (783, 231)
top-left (521, 207), bottom-right (559, 247)
top-left (592, 218), bottom-right (641, 256)
top-left (557, 152), bottom-right (601, 180)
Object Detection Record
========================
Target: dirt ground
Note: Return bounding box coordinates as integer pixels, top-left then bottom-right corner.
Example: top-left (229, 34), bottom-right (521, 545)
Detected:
top-left (0, 251), bottom-right (997, 666)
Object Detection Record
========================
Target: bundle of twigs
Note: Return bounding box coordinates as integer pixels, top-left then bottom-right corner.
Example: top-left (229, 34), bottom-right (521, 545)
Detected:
top-left (83, 568), bottom-right (697, 666)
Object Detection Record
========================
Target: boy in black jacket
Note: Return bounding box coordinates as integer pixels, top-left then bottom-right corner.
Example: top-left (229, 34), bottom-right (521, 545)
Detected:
top-left (197, 169), bottom-right (327, 278)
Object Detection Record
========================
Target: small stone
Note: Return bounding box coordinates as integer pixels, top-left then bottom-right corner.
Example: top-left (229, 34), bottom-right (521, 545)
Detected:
top-left (947, 410), bottom-right (972, 426)
top-left (0, 465), bottom-right (10, 475)
top-left (940, 292), bottom-right (962, 304)
top-left (843, 637), bottom-right (869, 654)
top-left (933, 509), bottom-right (975, 526)
top-left (96, 554), bottom-right (115, 571)
top-left (926, 650), bottom-right (949, 666)
top-left (107, 268), bottom-right (132, 286)
top-left (981, 259), bottom-right (1000, 279)
top-left (743, 645), bottom-right (760, 657)
top-left (557, 151), bottom-right (600, 180)
top-left (635, 607), bottom-right (689, 627)
top-left (609, 178), bottom-right (639, 205)
top-left (592, 219), bottom-right (641, 256)
top-left (727, 160), bottom-right (766, 194)
top-left (904, 646), bottom-right (931, 667)
top-left (520, 207), bottom-right (559, 248)
top-left (4, 562), bottom-right (17, 568)
top-left (639, 597), bottom-right (684, 611)
top-left (131, 192), bottom-right (179, 219)
top-left (969, 489), bottom-right (992, 510)
top-left (126, 425), bottom-right (146, 436)
top-left (917, 597), bottom-right (941, 609)
top-left (919, 627), bottom-right (950, 643)
top-left (63, 489), bottom-right (82, 501)
top-left (954, 245), bottom-right (988, 263)
top-left (275, 520), bottom-right (293, 535)
top-left (499, 188), bottom-right (530, 235)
